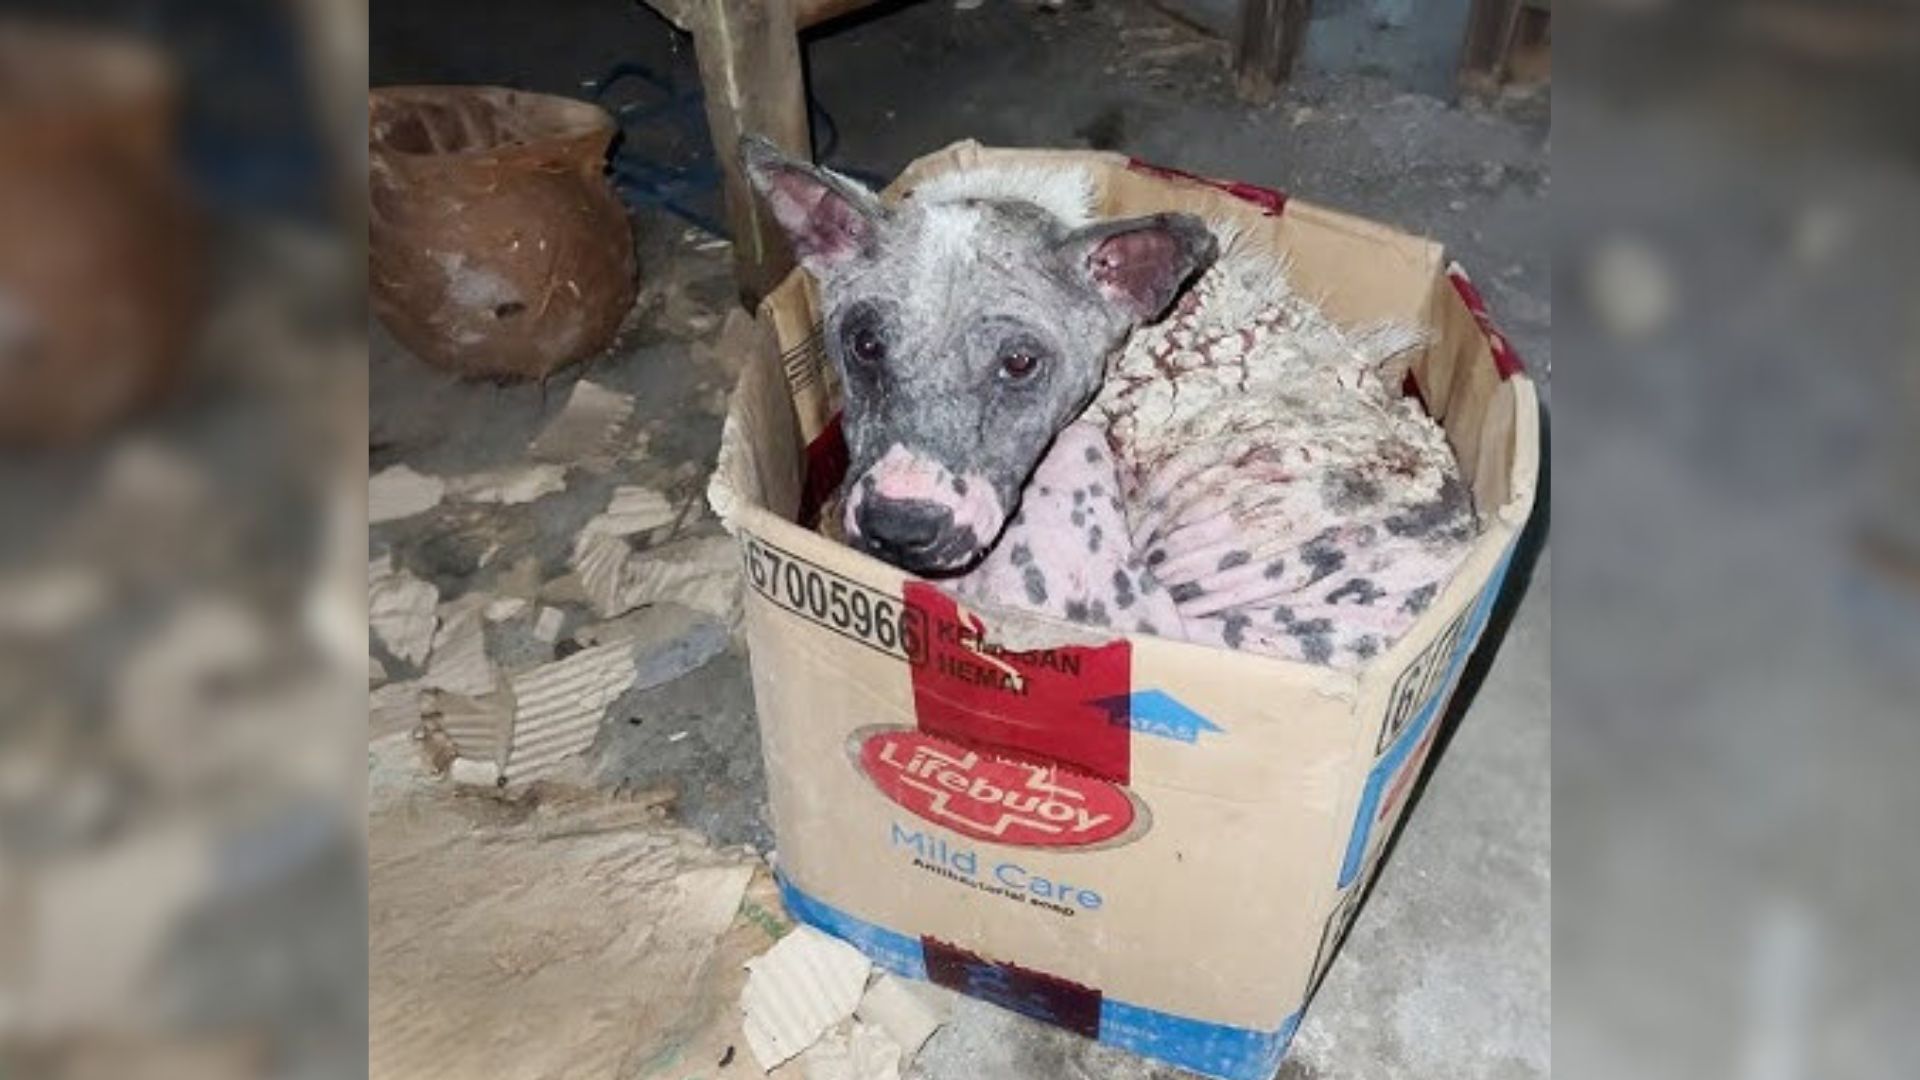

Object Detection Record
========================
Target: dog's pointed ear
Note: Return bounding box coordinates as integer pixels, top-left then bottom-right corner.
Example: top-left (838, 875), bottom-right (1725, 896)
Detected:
top-left (1058, 213), bottom-right (1218, 324)
top-left (741, 134), bottom-right (884, 271)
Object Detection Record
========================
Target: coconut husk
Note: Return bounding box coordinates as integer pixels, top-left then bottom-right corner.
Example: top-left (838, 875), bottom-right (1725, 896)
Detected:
top-left (369, 86), bottom-right (637, 380)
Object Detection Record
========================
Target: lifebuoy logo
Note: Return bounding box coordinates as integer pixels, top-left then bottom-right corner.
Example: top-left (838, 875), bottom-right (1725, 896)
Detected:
top-left (854, 728), bottom-right (1145, 849)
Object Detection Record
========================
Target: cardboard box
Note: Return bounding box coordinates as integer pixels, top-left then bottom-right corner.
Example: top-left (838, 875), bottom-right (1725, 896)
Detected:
top-left (708, 142), bottom-right (1540, 1080)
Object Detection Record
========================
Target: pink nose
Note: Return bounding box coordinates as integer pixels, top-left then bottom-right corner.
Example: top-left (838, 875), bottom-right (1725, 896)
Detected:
top-left (868, 455), bottom-right (952, 506)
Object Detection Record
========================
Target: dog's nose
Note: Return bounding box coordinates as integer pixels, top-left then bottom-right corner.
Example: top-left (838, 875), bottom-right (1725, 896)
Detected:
top-left (857, 499), bottom-right (952, 562)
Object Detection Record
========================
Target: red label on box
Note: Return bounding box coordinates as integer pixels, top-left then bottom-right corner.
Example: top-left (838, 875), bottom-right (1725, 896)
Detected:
top-left (902, 583), bottom-right (1132, 784)
top-left (858, 728), bottom-right (1137, 847)
top-left (1446, 262), bottom-right (1526, 380)
top-left (922, 937), bottom-right (1103, 1037)
top-left (1124, 158), bottom-right (1289, 217)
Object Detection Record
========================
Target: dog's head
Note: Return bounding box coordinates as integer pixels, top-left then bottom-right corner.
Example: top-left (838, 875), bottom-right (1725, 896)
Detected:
top-left (743, 136), bottom-right (1216, 574)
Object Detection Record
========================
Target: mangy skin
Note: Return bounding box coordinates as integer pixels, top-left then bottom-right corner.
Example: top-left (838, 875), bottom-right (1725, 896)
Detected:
top-left (949, 416), bottom-right (1470, 669)
top-left (741, 135), bottom-right (1216, 575)
top-left (746, 137), bottom-right (1477, 668)
top-left (948, 422), bottom-right (1186, 637)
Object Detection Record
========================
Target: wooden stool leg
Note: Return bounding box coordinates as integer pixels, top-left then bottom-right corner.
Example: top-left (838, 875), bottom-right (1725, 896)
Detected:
top-left (1234, 0), bottom-right (1312, 102)
top-left (689, 0), bottom-right (812, 308)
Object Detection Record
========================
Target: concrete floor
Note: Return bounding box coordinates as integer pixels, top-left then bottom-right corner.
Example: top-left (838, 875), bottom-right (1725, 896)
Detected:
top-left (371, 2), bottom-right (1549, 1076)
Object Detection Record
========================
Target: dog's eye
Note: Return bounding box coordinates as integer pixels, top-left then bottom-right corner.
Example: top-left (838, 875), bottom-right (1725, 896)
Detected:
top-left (850, 327), bottom-right (887, 365)
top-left (1000, 348), bottom-right (1040, 380)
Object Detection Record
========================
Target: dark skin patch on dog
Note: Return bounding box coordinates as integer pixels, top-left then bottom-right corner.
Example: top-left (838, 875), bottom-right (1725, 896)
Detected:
top-left (1073, 488), bottom-right (1086, 506)
top-left (1323, 470), bottom-right (1383, 512)
top-left (1272, 605), bottom-right (1295, 624)
top-left (1023, 565), bottom-right (1048, 604)
top-left (1010, 543), bottom-right (1033, 566)
top-left (1071, 509), bottom-right (1086, 527)
top-left (1086, 600), bottom-right (1110, 626)
top-left (952, 476), bottom-right (969, 496)
top-left (1084, 444), bottom-right (1102, 464)
top-left (1146, 548), bottom-right (1167, 567)
top-left (1088, 525), bottom-right (1104, 552)
top-left (1352, 635), bottom-right (1380, 660)
top-left (1223, 613), bottom-right (1251, 649)
top-left (1169, 582), bottom-right (1203, 604)
top-left (1136, 620), bottom-right (1158, 635)
top-left (1401, 583), bottom-right (1438, 614)
top-left (1327, 578), bottom-right (1386, 606)
top-left (1288, 618), bottom-right (1336, 664)
top-left (1112, 569), bottom-right (1136, 609)
top-left (1264, 559), bottom-right (1287, 580)
top-left (1386, 477), bottom-right (1473, 540)
top-left (1065, 600), bottom-right (1089, 622)
top-left (1218, 550), bottom-right (1251, 572)
top-left (1300, 532), bottom-right (1348, 584)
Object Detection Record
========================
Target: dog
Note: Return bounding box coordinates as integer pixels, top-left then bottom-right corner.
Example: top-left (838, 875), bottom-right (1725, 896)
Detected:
top-left (743, 138), bottom-right (1476, 667)
top-left (742, 135), bottom-right (1214, 574)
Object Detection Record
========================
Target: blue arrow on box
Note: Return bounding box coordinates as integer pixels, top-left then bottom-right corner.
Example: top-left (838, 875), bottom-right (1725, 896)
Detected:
top-left (1091, 690), bottom-right (1223, 744)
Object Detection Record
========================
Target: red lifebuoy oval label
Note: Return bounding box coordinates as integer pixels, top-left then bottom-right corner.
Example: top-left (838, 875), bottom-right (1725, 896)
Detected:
top-left (856, 728), bottom-right (1139, 848)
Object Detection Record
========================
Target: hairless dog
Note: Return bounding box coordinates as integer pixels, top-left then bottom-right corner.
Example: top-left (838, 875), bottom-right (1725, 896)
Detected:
top-left (745, 138), bottom-right (1477, 667)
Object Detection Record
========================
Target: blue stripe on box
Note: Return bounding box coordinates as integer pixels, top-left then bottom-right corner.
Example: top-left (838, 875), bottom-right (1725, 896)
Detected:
top-left (1337, 541), bottom-right (1518, 888)
top-left (776, 874), bottom-right (927, 979)
top-left (1100, 998), bottom-right (1301, 1080)
top-left (775, 876), bottom-right (1302, 1080)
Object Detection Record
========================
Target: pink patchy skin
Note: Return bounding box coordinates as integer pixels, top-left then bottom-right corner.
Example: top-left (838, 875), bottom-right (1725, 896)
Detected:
top-left (912, 417), bottom-right (1468, 668)
top-left (950, 424), bottom-right (1183, 634)
top-left (847, 444), bottom-right (1006, 555)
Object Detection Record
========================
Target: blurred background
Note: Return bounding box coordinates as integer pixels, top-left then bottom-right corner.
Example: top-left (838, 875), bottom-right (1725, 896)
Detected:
top-left (1554, 1), bottom-right (1920, 1077)
top-left (0, 1), bottom-right (366, 1078)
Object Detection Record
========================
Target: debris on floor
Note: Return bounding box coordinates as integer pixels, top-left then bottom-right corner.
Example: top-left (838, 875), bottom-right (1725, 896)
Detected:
top-left (527, 378), bottom-right (637, 468)
top-left (795, 1019), bottom-right (904, 1080)
top-left (484, 595), bottom-right (529, 621)
top-left (414, 602), bottom-right (733, 792)
top-left (733, 937), bottom-right (955, 1079)
top-left (740, 925), bottom-right (873, 1072)
top-left (856, 974), bottom-right (952, 1065)
top-left (370, 680), bottom-right (424, 739)
top-left (420, 688), bottom-right (512, 776)
top-left (444, 462), bottom-right (570, 505)
top-left (578, 484), bottom-right (682, 541)
top-left (369, 741), bottom-right (771, 1080)
top-left (421, 594), bottom-right (497, 697)
top-left (368, 553), bottom-right (439, 666)
top-left (369, 463), bottom-right (447, 523)
top-left (574, 532), bottom-right (742, 625)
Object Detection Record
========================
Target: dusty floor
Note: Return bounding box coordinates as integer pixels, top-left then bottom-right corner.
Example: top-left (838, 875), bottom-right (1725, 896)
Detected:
top-left (370, 2), bottom-right (1549, 1077)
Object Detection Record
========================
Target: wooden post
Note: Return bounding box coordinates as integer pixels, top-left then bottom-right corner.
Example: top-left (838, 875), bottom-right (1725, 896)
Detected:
top-left (1233, 0), bottom-right (1311, 102)
top-left (1458, 0), bottom-right (1525, 94)
top-left (688, 0), bottom-right (811, 308)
